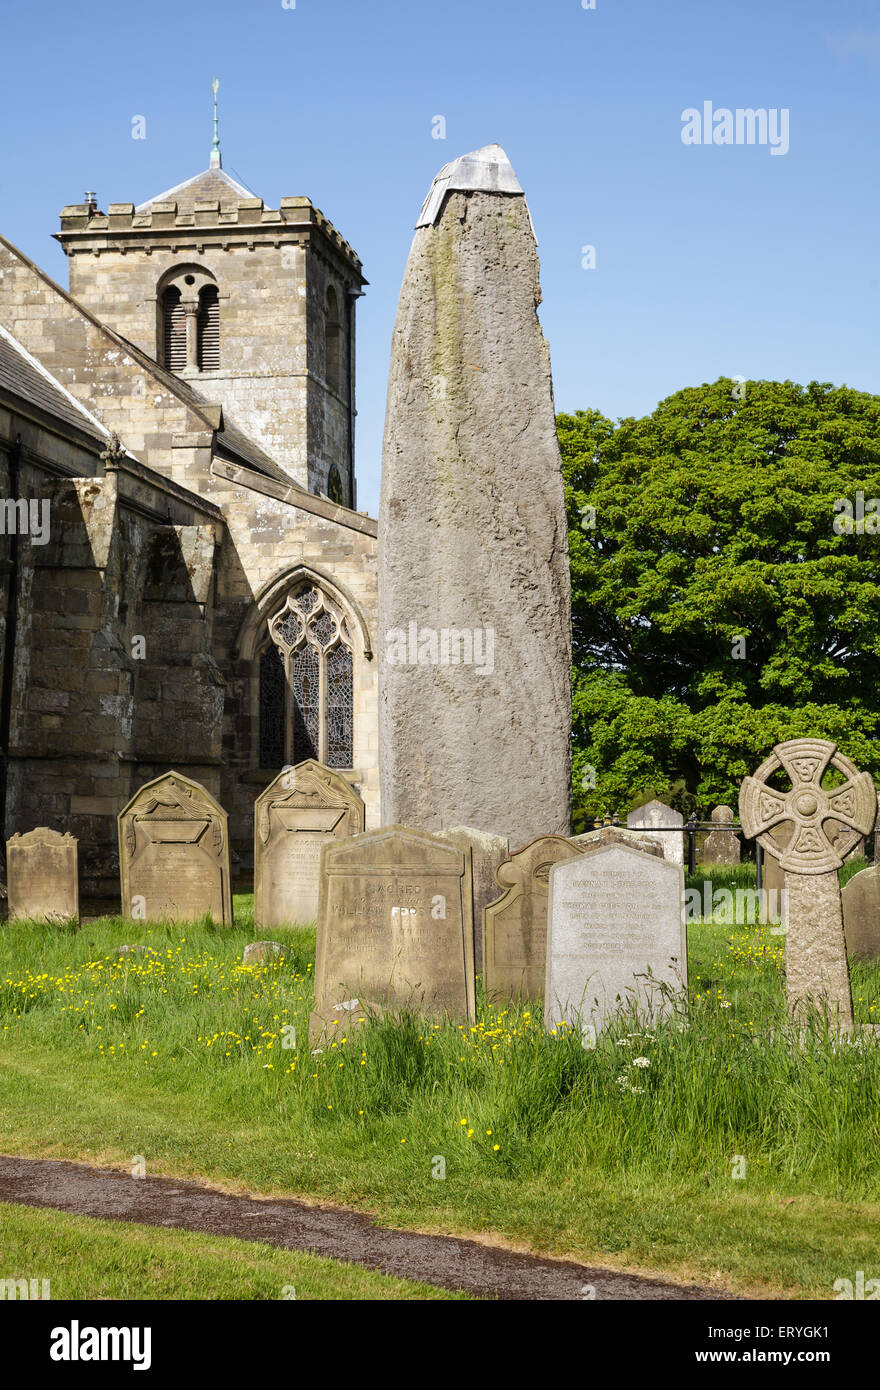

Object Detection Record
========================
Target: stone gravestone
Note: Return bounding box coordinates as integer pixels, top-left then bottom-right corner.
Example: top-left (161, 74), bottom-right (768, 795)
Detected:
top-left (118, 771), bottom-right (232, 924)
top-left (483, 836), bottom-right (583, 1002)
top-left (254, 760), bottom-right (365, 928)
top-left (378, 144), bottom-right (572, 847)
top-left (739, 738), bottom-right (876, 1027)
top-left (701, 806), bottom-right (741, 865)
top-left (842, 867), bottom-right (880, 962)
top-left (570, 825), bottom-right (663, 859)
top-left (760, 841), bottom-right (788, 925)
top-left (6, 828), bottom-right (79, 923)
top-left (626, 800), bottom-right (684, 865)
top-left (312, 826), bottom-right (475, 1038)
top-left (545, 841), bottom-right (687, 1037)
top-left (435, 826), bottom-right (509, 974)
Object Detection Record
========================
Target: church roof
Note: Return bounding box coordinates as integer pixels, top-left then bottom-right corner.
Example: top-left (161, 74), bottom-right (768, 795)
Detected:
top-left (136, 166), bottom-right (257, 215)
top-left (0, 323), bottom-right (110, 443)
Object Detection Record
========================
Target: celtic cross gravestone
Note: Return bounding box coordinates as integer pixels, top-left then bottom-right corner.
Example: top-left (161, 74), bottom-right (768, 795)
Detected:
top-left (739, 738), bottom-right (876, 1028)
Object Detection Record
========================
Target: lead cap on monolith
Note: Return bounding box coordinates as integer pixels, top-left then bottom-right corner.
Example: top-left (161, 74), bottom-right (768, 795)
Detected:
top-left (415, 144), bottom-right (533, 232)
top-left (378, 145), bottom-right (572, 846)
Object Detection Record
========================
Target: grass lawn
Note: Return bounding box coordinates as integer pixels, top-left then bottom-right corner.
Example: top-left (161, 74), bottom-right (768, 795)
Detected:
top-left (0, 1200), bottom-right (466, 1300)
top-left (0, 868), bottom-right (879, 1301)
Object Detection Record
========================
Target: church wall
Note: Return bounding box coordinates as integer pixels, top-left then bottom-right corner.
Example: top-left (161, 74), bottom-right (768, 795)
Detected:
top-left (0, 379), bottom-right (231, 900)
top-left (0, 220), bottom-right (380, 897)
top-left (304, 251), bottom-right (352, 502)
top-left (205, 472), bottom-right (380, 859)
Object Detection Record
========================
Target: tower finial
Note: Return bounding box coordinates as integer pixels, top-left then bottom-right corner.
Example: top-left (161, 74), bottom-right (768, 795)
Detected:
top-left (210, 78), bottom-right (221, 169)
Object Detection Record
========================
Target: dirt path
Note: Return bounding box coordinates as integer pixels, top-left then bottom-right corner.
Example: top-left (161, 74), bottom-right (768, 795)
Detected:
top-left (0, 1153), bottom-right (733, 1301)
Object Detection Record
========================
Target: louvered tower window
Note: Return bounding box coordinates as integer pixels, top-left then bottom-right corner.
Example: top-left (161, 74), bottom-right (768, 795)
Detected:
top-left (198, 286), bottom-right (220, 371)
top-left (162, 287), bottom-right (186, 371)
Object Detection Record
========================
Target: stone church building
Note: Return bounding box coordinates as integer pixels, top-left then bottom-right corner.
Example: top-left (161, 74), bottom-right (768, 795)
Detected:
top-left (0, 144), bottom-right (379, 897)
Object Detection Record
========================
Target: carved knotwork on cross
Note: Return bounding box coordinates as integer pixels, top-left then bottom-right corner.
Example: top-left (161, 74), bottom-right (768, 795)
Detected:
top-left (739, 738), bottom-right (876, 874)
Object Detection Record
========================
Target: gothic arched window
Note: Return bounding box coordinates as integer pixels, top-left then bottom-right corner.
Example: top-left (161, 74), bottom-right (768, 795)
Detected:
top-left (258, 584), bottom-right (354, 769)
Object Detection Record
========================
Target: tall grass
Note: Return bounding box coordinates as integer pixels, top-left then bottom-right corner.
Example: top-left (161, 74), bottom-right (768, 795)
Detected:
top-left (1, 903), bottom-right (879, 1203)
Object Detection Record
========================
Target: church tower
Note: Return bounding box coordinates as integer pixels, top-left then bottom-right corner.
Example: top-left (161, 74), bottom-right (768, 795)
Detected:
top-left (54, 90), bottom-right (365, 503)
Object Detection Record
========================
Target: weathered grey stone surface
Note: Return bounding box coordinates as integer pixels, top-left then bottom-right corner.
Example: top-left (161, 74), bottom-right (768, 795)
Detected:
top-left (570, 826), bottom-right (663, 858)
top-left (760, 842), bottom-right (788, 925)
top-left (740, 738), bottom-right (877, 1027)
top-left (6, 828), bottom-right (79, 923)
top-left (254, 761), bottom-right (365, 929)
top-left (785, 872), bottom-right (854, 1024)
top-left (625, 800), bottom-right (684, 865)
top-left (313, 826), bottom-right (475, 1028)
top-left (545, 842), bottom-right (687, 1037)
top-left (243, 941), bottom-right (284, 965)
top-left (483, 835), bottom-right (582, 1002)
top-left (701, 806), bottom-right (741, 865)
top-left (435, 826), bottom-right (509, 973)
top-left (842, 866), bottom-right (880, 961)
top-left (378, 146), bottom-right (571, 846)
top-left (118, 771), bottom-right (232, 924)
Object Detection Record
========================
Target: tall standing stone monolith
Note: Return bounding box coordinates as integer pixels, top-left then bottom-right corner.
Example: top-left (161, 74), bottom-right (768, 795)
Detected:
top-left (378, 146), bottom-right (571, 846)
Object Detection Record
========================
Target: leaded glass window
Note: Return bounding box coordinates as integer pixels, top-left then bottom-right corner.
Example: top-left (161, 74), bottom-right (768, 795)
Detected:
top-left (259, 643), bottom-right (285, 768)
top-left (326, 644), bottom-right (353, 767)
top-left (292, 644), bottom-right (320, 761)
top-left (258, 584), bottom-right (355, 769)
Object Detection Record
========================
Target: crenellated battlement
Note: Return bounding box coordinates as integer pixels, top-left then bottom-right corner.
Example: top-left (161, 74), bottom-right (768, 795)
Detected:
top-left (57, 195), bottom-right (362, 271)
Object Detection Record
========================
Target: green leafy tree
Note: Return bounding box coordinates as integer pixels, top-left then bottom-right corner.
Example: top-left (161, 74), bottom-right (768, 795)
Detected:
top-left (561, 378), bottom-right (880, 825)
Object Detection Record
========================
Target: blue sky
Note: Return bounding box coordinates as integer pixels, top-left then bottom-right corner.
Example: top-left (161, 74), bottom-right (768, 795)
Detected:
top-left (1, 0), bottom-right (878, 514)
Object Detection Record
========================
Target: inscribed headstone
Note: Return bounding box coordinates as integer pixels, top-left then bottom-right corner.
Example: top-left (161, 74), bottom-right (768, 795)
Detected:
top-left (545, 841), bottom-right (687, 1036)
top-left (118, 771), bottom-right (232, 924)
top-left (254, 760), bottom-right (364, 928)
top-left (313, 826), bottom-right (475, 1031)
top-left (6, 828), bottom-right (79, 923)
top-left (483, 835), bottom-right (582, 1002)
